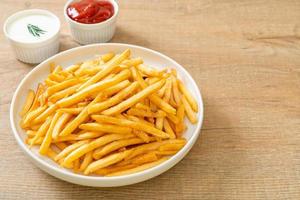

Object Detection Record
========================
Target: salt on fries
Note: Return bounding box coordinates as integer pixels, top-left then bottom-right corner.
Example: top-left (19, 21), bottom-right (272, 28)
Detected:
top-left (19, 49), bottom-right (198, 176)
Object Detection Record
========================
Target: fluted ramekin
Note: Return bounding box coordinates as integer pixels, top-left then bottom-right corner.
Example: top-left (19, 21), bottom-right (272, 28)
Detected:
top-left (3, 9), bottom-right (61, 64)
top-left (64, 0), bottom-right (119, 45)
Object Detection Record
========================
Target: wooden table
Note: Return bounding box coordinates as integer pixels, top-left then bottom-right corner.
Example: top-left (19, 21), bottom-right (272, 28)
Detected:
top-left (1, 0), bottom-right (300, 199)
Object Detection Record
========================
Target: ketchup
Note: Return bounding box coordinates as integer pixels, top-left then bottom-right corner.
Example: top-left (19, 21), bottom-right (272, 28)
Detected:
top-left (67, 0), bottom-right (114, 24)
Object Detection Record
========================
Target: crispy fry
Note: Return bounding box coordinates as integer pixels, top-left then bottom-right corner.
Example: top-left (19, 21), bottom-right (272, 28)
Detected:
top-left (131, 67), bottom-right (176, 114)
top-left (88, 82), bottom-right (139, 114)
top-left (182, 96), bottom-right (197, 124)
top-left (30, 117), bottom-right (52, 146)
top-left (101, 52), bottom-right (115, 62)
top-left (93, 138), bottom-right (144, 159)
top-left (55, 131), bottom-right (105, 142)
top-left (84, 150), bottom-right (132, 175)
top-left (92, 115), bottom-right (169, 138)
top-left (22, 105), bottom-right (47, 127)
top-left (101, 79), bottom-right (165, 115)
top-left (63, 134), bottom-right (134, 166)
top-left (122, 58), bottom-right (143, 67)
top-left (78, 49), bottom-right (130, 91)
top-left (137, 64), bottom-right (164, 77)
top-left (132, 130), bottom-right (151, 143)
top-left (79, 151), bottom-right (93, 171)
top-left (127, 108), bottom-right (166, 118)
top-left (33, 104), bottom-right (58, 124)
top-left (47, 78), bottom-right (79, 96)
top-left (52, 113), bottom-right (72, 139)
top-left (55, 140), bottom-right (90, 161)
top-left (163, 78), bottom-right (172, 102)
top-left (39, 112), bottom-right (62, 155)
top-left (106, 157), bottom-right (168, 176)
top-left (57, 69), bottom-right (130, 108)
top-left (103, 80), bottom-right (130, 96)
top-left (19, 90), bottom-right (35, 117)
top-left (126, 139), bottom-right (186, 160)
top-left (163, 118), bottom-right (176, 139)
top-left (79, 123), bottom-right (132, 134)
top-left (171, 75), bottom-right (181, 105)
top-left (48, 84), bottom-right (80, 103)
top-left (178, 79), bottom-right (198, 112)
top-left (58, 107), bottom-right (84, 115)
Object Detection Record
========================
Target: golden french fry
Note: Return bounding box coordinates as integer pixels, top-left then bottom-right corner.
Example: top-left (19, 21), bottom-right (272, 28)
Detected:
top-left (88, 82), bottom-right (139, 114)
top-left (48, 73), bottom-right (65, 82)
top-left (20, 90), bottom-right (35, 117)
top-left (155, 117), bottom-right (164, 130)
top-left (58, 107), bottom-right (84, 115)
top-left (46, 78), bottom-right (79, 96)
top-left (65, 64), bottom-right (80, 72)
top-left (131, 67), bottom-right (176, 115)
top-left (178, 79), bottom-right (198, 112)
top-left (132, 130), bottom-right (151, 143)
top-left (93, 138), bottom-right (144, 159)
top-left (163, 78), bottom-right (172, 102)
top-left (28, 83), bottom-right (44, 112)
top-left (101, 79), bottom-right (165, 115)
top-left (146, 77), bottom-right (160, 85)
top-left (26, 130), bottom-right (37, 137)
top-left (79, 151), bottom-right (93, 171)
top-left (106, 157), bottom-right (168, 176)
top-left (79, 123), bottom-right (132, 134)
top-left (52, 113), bottom-right (72, 139)
top-left (155, 150), bottom-right (178, 155)
top-left (103, 80), bottom-right (130, 96)
top-left (137, 64), bottom-right (164, 77)
top-left (131, 151), bottom-right (158, 165)
top-left (95, 164), bottom-right (137, 175)
top-left (55, 142), bottom-right (68, 150)
top-left (55, 131), bottom-right (105, 142)
top-left (171, 75), bottom-right (181, 105)
top-left (127, 108), bottom-right (166, 118)
top-left (63, 134), bottom-right (134, 166)
top-left (55, 140), bottom-right (90, 161)
top-left (122, 57), bottom-right (143, 67)
top-left (30, 117), bottom-right (52, 146)
top-left (33, 104), bottom-right (58, 124)
top-left (163, 118), bottom-right (176, 139)
top-left (39, 112), bottom-right (62, 155)
top-left (101, 52), bottom-right (115, 62)
top-left (59, 93), bottom-right (104, 136)
top-left (159, 143), bottom-right (185, 152)
top-left (46, 147), bottom-right (58, 161)
top-left (84, 150), bottom-right (132, 175)
top-left (57, 69), bottom-right (130, 108)
top-left (22, 105), bottom-right (47, 127)
top-left (92, 115), bottom-right (169, 138)
top-left (126, 139), bottom-right (186, 160)
top-left (78, 49), bottom-right (130, 91)
top-left (182, 96), bottom-right (197, 124)
top-left (48, 84), bottom-right (80, 103)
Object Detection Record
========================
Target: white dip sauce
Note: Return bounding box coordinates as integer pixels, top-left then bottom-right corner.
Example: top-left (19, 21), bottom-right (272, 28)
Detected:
top-left (7, 14), bottom-right (59, 43)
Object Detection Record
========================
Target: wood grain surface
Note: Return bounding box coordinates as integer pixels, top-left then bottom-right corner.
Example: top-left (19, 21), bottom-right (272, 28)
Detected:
top-left (1, 0), bottom-right (300, 199)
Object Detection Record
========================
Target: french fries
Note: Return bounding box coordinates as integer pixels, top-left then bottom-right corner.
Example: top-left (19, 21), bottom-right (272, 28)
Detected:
top-left (19, 49), bottom-right (199, 176)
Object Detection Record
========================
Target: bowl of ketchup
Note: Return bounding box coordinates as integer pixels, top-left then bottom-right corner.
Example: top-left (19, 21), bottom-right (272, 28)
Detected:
top-left (64, 0), bottom-right (118, 44)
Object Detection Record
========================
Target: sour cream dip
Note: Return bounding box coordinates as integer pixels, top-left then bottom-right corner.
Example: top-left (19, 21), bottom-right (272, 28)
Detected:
top-left (3, 9), bottom-right (61, 64)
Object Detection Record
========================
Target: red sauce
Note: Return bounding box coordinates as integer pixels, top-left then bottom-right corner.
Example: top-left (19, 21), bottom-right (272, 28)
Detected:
top-left (67, 0), bottom-right (114, 24)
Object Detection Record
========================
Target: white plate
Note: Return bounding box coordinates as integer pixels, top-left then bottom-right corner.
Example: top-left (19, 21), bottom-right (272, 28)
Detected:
top-left (10, 43), bottom-right (204, 187)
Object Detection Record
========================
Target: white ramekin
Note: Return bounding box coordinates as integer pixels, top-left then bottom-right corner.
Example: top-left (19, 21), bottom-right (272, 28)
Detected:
top-left (3, 9), bottom-right (61, 64)
top-left (64, 0), bottom-right (119, 45)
